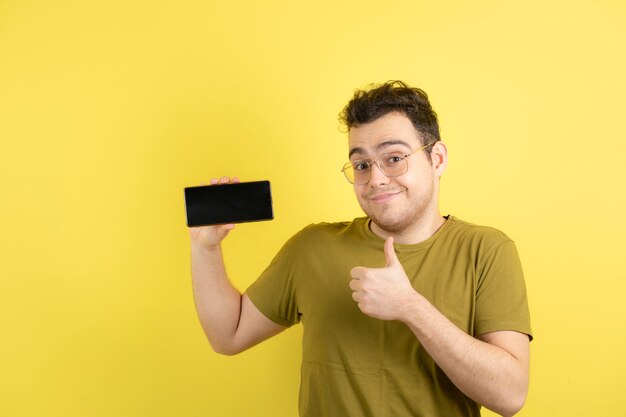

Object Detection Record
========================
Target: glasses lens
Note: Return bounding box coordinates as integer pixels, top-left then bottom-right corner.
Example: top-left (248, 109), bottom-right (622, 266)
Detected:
top-left (343, 161), bottom-right (371, 184)
top-left (343, 151), bottom-right (414, 185)
top-left (352, 161), bottom-right (372, 185)
top-left (380, 153), bottom-right (408, 177)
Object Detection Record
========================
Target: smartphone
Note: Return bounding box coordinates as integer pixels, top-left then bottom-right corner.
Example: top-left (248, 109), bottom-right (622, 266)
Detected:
top-left (184, 180), bottom-right (274, 227)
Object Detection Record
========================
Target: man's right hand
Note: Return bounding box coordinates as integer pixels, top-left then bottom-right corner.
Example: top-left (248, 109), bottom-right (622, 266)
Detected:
top-left (189, 174), bottom-right (287, 355)
top-left (188, 176), bottom-right (240, 250)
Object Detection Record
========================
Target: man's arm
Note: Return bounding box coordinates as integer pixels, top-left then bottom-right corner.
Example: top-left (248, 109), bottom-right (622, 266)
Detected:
top-left (350, 237), bottom-right (530, 417)
top-left (401, 300), bottom-right (529, 417)
top-left (190, 177), bottom-right (286, 356)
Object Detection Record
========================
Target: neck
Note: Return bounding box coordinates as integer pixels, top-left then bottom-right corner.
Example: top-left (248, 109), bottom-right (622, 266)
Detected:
top-left (370, 211), bottom-right (446, 245)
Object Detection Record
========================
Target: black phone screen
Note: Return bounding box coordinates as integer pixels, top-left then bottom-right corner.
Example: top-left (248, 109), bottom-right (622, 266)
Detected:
top-left (184, 181), bottom-right (274, 227)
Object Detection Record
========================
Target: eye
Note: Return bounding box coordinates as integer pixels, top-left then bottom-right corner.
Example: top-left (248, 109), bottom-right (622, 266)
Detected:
top-left (353, 161), bottom-right (370, 171)
top-left (385, 153), bottom-right (405, 165)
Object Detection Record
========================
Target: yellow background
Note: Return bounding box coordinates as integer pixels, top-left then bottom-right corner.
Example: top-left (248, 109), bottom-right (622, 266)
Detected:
top-left (1, 1), bottom-right (625, 416)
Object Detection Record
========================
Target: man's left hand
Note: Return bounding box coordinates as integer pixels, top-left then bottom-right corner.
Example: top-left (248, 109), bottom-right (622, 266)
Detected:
top-left (349, 236), bottom-right (418, 321)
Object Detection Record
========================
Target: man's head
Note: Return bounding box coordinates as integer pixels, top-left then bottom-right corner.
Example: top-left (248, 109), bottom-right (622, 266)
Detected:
top-left (339, 80), bottom-right (441, 151)
top-left (339, 81), bottom-right (447, 240)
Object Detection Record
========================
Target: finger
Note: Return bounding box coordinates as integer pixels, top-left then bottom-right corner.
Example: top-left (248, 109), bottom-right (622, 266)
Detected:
top-left (210, 178), bottom-right (218, 185)
top-left (231, 177), bottom-right (240, 183)
top-left (219, 176), bottom-right (230, 184)
top-left (350, 266), bottom-right (367, 280)
top-left (384, 236), bottom-right (399, 267)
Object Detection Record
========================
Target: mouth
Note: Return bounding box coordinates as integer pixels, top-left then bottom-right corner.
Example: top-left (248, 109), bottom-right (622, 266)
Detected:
top-left (367, 190), bottom-right (403, 204)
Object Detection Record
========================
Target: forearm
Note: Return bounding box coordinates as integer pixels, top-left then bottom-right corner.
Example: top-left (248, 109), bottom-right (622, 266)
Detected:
top-left (401, 293), bottom-right (529, 417)
top-left (191, 243), bottom-right (243, 354)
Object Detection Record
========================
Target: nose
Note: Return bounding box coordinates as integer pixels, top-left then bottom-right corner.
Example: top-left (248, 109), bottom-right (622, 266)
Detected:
top-left (368, 162), bottom-right (390, 186)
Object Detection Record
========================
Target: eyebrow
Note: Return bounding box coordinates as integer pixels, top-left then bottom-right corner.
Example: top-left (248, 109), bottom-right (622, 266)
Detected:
top-left (349, 139), bottom-right (413, 159)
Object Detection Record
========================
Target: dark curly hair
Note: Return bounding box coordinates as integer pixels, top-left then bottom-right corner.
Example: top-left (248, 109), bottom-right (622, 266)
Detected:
top-left (339, 80), bottom-right (441, 148)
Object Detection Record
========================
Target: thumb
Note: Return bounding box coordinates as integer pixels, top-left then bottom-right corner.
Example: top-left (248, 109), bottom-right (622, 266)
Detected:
top-left (384, 236), bottom-right (399, 267)
top-left (215, 223), bottom-right (236, 240)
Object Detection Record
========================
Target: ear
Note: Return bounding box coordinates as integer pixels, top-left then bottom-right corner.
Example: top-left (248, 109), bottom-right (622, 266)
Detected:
top-left (430, 141), bottom-right (448, 177)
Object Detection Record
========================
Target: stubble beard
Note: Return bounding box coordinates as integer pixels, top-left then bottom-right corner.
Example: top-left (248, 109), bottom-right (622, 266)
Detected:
top-left (360, 183), bottom-right (436, 235)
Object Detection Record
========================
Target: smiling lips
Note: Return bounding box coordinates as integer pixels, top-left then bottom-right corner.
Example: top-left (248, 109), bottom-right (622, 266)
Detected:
top-left (367, 189), bottom-right (403, 203)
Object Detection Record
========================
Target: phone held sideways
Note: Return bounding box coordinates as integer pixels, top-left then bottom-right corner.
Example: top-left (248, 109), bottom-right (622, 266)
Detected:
top-left (184, 180), bottom-right (274, 227)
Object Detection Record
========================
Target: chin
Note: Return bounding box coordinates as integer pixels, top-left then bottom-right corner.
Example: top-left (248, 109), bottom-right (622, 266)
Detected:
top-left (368, 213), bottom-right (411, 234)
top-left (365, 203), bottom-right (430, 234)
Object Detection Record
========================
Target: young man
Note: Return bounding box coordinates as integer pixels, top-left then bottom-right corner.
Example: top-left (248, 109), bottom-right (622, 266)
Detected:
top-left (189, 81), bottom-right (532, 417)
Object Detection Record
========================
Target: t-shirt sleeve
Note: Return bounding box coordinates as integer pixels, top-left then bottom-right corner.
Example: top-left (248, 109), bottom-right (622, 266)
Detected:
top-left (474, 239), bottom-right (533, 340)
top-left (245, 232), bottom-right (302, 328)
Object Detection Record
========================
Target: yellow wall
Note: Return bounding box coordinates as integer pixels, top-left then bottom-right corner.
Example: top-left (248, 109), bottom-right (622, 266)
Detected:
top-left (1, 1), bottom-right (625, 416)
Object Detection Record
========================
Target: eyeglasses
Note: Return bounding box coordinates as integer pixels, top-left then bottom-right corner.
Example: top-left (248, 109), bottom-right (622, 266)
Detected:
top-left (341, 142), bottom-right (433, 185)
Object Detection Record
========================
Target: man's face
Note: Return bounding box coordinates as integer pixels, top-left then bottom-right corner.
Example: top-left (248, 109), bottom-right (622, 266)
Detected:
top-left (347, 112), bottom-right (441, 234)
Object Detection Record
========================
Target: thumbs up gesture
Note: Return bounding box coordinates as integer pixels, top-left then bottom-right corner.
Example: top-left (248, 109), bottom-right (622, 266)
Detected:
top-left (349, 236), bottom-right (418, 321)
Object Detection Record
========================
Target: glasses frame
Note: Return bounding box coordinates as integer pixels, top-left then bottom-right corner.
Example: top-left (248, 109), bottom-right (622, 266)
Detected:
top-left (341, 142), bottom-right (434, 185)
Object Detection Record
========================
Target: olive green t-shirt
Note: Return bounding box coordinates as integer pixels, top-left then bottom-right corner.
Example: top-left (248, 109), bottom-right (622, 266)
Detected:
top-left (246, 216), bottom-right (532, 417)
